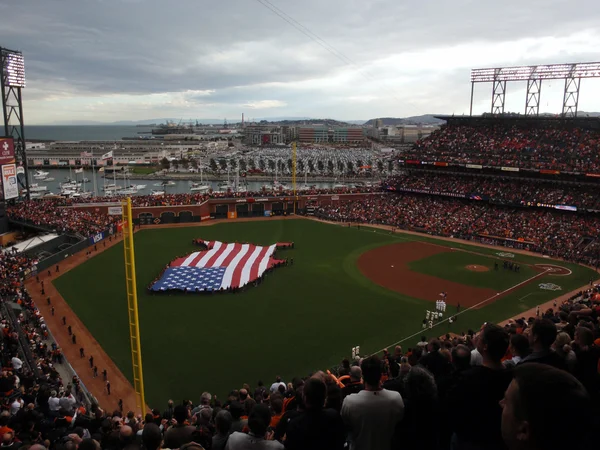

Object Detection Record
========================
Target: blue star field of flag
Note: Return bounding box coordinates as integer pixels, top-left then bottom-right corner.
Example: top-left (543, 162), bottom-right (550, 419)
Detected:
top-left (151, 266), bottom-right (227, 292)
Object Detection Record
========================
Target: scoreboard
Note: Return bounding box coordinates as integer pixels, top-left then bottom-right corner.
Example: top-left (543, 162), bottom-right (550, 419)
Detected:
top-left (1, 50), bottom-right (26, 88)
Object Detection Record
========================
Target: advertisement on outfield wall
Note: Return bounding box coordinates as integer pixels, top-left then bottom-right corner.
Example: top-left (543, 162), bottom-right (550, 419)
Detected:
top-left (1, 164), bottom-right (19, 199)
top-left (0, 137), bottom-right (16, 166)
top-left (107, 206), bottom-right (123, 215)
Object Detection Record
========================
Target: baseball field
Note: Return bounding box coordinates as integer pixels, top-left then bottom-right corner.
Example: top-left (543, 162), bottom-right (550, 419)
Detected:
top-left (52, 218), bottom-right (596, 407)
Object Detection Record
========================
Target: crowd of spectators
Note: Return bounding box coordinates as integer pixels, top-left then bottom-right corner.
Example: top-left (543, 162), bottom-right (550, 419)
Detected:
top-left (386, 172), bottom-right (600, 210)
top-left (408, 123), bottom-right (600, 172)
top-left (63, 185), bottom-right (381, 208)
top-left (315, 193), bottom-right (600, 267)
top-left (4, 295), bottom-right (599, 450)
top-left (7, 201), bottom-right (120, 237)
top-left (0, 199), bottom-right (598, 450)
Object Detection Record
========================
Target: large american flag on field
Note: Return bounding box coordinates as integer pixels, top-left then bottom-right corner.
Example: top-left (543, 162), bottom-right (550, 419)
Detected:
top-left (150, 240), bottom-right (280, 292)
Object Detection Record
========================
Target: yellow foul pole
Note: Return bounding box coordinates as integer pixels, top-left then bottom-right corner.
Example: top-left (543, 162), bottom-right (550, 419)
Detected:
top-left (121, 197), bottom-right (146, 412)
top-left (292, 141), bottom-right (297, 214)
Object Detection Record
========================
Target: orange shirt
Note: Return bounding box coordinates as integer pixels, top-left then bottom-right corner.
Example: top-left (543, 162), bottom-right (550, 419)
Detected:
top-left (270, 414), bottom-right (282, 428)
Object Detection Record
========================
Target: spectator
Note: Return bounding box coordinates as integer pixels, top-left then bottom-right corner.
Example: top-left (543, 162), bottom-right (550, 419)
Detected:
top-left (392, 366), bottom-right (439, 450)
top-left (270, 376), bottom-right (286, 394)
top-left (212, 410), bottom-right (232, 450)
top-left (504, 334), bottom-right (530, 368)
top-left (418, 339), bottom-right (452, 382)
top-left (164, 405), bottom-right (195, 449)
top-left (341, 355), bottom-right (405, 450)
top-left (519, 319), bottom-right (565, 370)
top-left (446, 324), bottom-right (512, 450)
top-left (501, 363), bottom-right (593, 450)
top-left (342, 367), bottom-right (364, 398)
top-left (225, 404), bottom-right (283, 449)
top-left (284, 378), bottom-right (345, 450)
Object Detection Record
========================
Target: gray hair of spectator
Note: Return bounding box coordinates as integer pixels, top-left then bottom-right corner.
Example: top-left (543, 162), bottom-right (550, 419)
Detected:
top-left (200, 392), bottom-right (212, 404)
top-left (349, 366), bottom-right (362, 381)
top-left (404, 365), bottom-right (437, 401)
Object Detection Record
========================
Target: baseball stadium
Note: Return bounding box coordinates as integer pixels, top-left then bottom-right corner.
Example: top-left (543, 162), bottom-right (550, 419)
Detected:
top-left (2, 53), bottom-right (600, 450)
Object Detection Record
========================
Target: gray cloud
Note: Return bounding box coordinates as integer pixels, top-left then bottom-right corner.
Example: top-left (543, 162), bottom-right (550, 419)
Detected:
top-left (1, 0), bottom-right (599, 122)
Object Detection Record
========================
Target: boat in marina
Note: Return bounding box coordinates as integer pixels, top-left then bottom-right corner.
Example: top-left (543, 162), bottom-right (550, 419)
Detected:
top-left (29, 184), bottom-right (48, 193)
top-left (190, 182), bottom-right (210, 193)
top-left (34, 170), bottom-right (49, 179)
top-left (189, 166), bottom-right (210, 193)
top-left (151, 189), bottom-right (165, 196)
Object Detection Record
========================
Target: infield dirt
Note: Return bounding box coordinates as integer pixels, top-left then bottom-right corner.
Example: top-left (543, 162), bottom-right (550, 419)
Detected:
top-left (356, 241), bottom-right (544, 308)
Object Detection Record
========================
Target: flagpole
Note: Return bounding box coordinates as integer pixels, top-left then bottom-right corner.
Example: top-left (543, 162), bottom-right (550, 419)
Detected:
top-left (92, 151), bottom-right (98, 197)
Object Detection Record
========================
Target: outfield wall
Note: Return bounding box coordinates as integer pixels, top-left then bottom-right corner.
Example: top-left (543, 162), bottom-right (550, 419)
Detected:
top-left (69, 193), bottom-right (377, 224)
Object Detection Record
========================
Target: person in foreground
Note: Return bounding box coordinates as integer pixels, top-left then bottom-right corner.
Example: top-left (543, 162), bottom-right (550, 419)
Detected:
top-left (284, 377), bottom-right (345, 450)
top-left (341, 355), bottom-right (405, 450)
top-left (501, 363), bottom-right (593, 450)
top-left (225, 404), bottom-right (283, 449)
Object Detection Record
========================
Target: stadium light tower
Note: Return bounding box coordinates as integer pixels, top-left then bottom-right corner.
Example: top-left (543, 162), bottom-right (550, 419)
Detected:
top-left (470, 62), bottom-right (600, 117)
top-left (1, 46), bottom-right (29, 198)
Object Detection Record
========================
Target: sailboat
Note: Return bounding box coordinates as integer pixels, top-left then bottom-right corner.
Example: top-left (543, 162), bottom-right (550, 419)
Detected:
top-left (298, 171), bottom-right (311, 191)
top-left (190, 165), bottom-right (210, 193)
top-left (218, 167), bottom-right (233, 191)
top-left (263, 162), bottom-right (289, 191)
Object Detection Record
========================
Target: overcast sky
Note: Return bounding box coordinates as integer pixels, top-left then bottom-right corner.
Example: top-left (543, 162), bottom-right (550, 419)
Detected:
top-left (2, 0), bottom-right (600, 124)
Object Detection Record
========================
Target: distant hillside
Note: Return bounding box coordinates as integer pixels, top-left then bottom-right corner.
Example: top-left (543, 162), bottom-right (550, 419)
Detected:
top-left (364, 115), bottom-right (446, 126)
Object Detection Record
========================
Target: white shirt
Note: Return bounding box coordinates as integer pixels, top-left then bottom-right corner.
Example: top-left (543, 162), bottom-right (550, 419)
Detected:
top-left (225, 432), bottom-right (283, 450)
top-left (470, 349), bottom-right (483, 366)
top-left (48, 396), bottom-right (61, 411)
top-left (269, 381), bottom-right (285, 393)
top-left (11, 357), bottom-right (23, 370)
top-left (342, 389), bottom-right (405, 450)
top-left (10, 399), bottom-right (22, 415)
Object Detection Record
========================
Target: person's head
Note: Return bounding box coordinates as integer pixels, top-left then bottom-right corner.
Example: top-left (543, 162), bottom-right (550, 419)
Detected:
top-left (510, 333), bottom-right (530, 358)
top-left (349, 366), bottom-right (362, 382)
top-left (360, 355), bottom-right (382, 388)
top-left (552, 332), bottom-right (571, 353)
top-left (173, 405), bottom-right (188, 424)
top-left (239, 389), bottom-right (248, 401)
top-left (243, 398), bottom-right (256, 417)
top-left (228, 401), bottom-right (243, 420)
top-left (501, 363), bottom-right (592, 450)
top-left (2, 433), bottom-right (13, 446)
top-left (270, 397), bottom-right (283, 415)
top-left (247, 404), bottom-right (271, 437)
top-left (302, 378), bottom-right (326, 410)
top-left (200, 392), bottom-right (211, 405)
top-left (451, 344), bottom-right (471, 371)
top-left (428, 339), bottom-right (441, 353)
top-left (529, 319), bottom-right (557, 350)
top-left (575, 326), bottom-right (594, 348)
top-left (167, 399), bottom-right (173, 408)
top-left (341, 359), bottom-right (350, 369)
top-left (214, 410), bottom-right (232, 436)
top-left (141, 423), bottom-right (162, 450)
top-left (189, 427), bottom-right (211, 450)
top-left (78, 439), bottom-right (101, 450)
top-left (403, 366), bottom-right (437, 402)
top-left (119, 425), bottom-right (133, 442)
top-left (275, 376), bottom-right (281, 383)
top-left (477, 324), bottom-right (510, 363)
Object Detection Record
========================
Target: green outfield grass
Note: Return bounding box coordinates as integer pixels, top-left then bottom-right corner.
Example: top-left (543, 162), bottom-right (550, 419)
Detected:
top-left (52, 219), bottom-right (597, 407)
top-left (408, 251), bottom-right (537, 291)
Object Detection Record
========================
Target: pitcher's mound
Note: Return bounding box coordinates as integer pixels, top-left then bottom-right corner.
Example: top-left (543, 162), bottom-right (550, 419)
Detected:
top-left (466, 264), bottom-right (489, 272)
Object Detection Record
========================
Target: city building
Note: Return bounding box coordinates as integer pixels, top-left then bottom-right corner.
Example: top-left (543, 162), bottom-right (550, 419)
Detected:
top-left (243, 126), bottom-right (285, 145)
